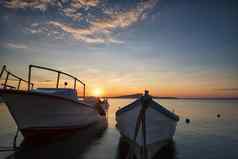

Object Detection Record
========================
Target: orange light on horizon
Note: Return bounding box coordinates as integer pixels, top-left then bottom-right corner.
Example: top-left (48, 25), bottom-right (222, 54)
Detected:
top-left (92, 87), bottom-right (104, 97)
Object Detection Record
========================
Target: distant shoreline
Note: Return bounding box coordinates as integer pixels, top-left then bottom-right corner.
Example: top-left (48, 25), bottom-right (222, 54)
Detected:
top-left (104, 93), bottom-right (238, 100)
top-left (1, 94), bottom-right (237, 102)
top-left (107, 97), bottom-right (238, 100)
top-left (79, 93), bottom-right (238, 100)
top-left (108, 96), bottom-right (178, 99)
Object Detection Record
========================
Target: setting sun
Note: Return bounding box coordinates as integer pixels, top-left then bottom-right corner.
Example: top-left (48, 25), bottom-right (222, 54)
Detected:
top-left (93, 88), bottom-right (104, 97)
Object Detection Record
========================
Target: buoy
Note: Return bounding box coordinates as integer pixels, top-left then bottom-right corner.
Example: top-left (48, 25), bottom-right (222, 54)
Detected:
top-left (185, 118), bottom-right (190, 124)
top-left (217, 114), bottom-right (221, 118)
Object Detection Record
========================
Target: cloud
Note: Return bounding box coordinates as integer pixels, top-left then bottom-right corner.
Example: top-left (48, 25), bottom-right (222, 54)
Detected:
top-left (4, 0), bottom-right (58, 11)
top-left (100, 0), bottom-right (158, 28)
top-left (4, 43), bottom-right (28, 49)
top-left (48, 21), bottom-right (124, 44)
top-left (48, 0), bottom-right (158, 43)
top-left (4, 0), bottom-right (159, 44)
top-left (72, 0), bottom-right (99, 7)
top-left (4, 0), bottom-right (99, 12)
top-left (62, 0), bottom-right (100, 21)
top-left (62, 8), bottom-right (82, 21)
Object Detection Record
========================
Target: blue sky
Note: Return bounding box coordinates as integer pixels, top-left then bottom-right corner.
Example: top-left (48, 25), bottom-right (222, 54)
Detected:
top-left (0, 0), bottom-right (238, 97)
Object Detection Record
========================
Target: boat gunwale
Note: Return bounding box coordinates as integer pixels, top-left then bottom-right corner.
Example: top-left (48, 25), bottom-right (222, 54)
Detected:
top-left (0, 89), bottom-right (95, 110)
top-left (116, 98), bottom-right (179, 121)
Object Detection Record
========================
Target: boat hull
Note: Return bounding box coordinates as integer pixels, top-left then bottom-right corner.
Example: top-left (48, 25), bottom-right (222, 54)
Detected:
top-left (117, 136), bottom-right (176, 159)
top-left (0, 90), bottom-right (107, 144)
top-left (118, 136), bottom-right (173, 159)
top-left (21, 120), bottom-right (107, 145)
top-left (116, 99), bottom-right (179, 159)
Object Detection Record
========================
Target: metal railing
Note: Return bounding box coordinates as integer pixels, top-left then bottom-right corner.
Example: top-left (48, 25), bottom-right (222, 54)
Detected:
top-left (0, 65), bottom-right (34, 90)
top-left (28, 65), bottom-right (86, 98)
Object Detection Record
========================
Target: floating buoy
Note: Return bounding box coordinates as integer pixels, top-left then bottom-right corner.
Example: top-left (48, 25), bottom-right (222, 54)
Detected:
top-left (185, 118), bottom-right (190, 124)
top-left (217, 114), bottom-right (221, 118)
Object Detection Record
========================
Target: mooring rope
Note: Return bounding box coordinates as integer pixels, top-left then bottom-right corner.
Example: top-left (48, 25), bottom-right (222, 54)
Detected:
top-left (127, 107), bottom-right (144, 159)
top-left (141, 111), bottom-right (148, 159)
top-left (13, 128), bottom-right (19, 149)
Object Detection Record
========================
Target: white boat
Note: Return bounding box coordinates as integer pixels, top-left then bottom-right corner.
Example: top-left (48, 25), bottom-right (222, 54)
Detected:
top-left (116, 91), bottom-right (179, 159)
top-left (0, 65), bottom-right (109, 145)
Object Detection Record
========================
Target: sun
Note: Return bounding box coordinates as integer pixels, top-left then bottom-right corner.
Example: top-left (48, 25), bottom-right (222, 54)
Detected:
top-left (93, 88), bottom-right (104, 97)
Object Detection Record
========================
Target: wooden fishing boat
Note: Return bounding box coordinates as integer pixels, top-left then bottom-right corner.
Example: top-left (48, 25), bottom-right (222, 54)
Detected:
top-left (116, 91), bottom-right (179, 159)
top-left (0, 65), bottom-right (109, 145)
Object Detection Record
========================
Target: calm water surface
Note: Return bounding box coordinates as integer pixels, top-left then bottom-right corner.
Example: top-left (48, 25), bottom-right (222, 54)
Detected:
top-left (0, 99), bottom-right (238, 159)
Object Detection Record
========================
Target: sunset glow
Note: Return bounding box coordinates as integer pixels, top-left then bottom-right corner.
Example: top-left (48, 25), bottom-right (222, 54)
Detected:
top-left (0, 0), bottom-right (238, 98)
top-left (92, 88), bottom-right (104, 97)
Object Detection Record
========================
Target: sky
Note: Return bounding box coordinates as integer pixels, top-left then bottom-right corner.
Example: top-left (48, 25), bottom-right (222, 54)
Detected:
top-left (0, 0), bottom-right (238, 98)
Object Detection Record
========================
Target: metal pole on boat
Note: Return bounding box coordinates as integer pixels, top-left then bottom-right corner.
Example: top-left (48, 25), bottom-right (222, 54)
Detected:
top-left (56, 72), bottom-right (60, 88)
top-left (0, 65), bottom-right (6, 79)
top-left (17, 79), bottom-right (21, 90)
top-left (3, 72), bottom-right (9, 89)
top-left (28, 65), bottom-right (32, 91)
top-left (83, 84), bottom-right (86, 98)
top-left (74, 78), bottom-right (77, 89)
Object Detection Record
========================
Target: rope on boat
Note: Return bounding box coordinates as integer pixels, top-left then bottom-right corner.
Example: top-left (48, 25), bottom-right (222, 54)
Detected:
top-left (0, 128), bottom-right (20, 152)
top-left (13, 128), bottom-right (19, 149)
top-left (127, 90), bottom-right (151, 159)
top-left (142, 109), bottom-right (148, 159)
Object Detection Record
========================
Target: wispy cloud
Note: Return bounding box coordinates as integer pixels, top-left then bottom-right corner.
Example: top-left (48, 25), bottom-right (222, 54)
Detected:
top-left (49, 0), bottom-right (158, 43)
top-left (4, 0), bottom-right (99, 12)
top-left (4, 43), bottom-right (28, 49)
top-left (70, 0), bottom-right (99, 8)
top-left (62, 0), bottom-right (100, 21)
top-left (4, 0), bottom-right (59, 11)
top-left (4, 0), bottom-right (159, 44)
top-left (48, 21), bottom-right (123, 44)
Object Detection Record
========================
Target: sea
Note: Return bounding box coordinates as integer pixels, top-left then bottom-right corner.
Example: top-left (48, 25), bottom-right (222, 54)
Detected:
top-left (0, 99), bottom-right (238, 159)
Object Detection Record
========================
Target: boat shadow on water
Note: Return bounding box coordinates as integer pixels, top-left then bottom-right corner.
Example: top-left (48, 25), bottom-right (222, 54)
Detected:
top-left (116, 137), bottom-right (177, 159)
top-left (6, 122), bottom-right (107, 159)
